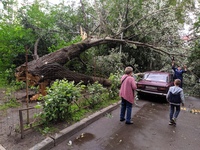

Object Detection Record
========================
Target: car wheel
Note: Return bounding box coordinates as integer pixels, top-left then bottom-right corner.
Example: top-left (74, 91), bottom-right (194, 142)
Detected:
top-left (137, 92), bottom-right (145, 100)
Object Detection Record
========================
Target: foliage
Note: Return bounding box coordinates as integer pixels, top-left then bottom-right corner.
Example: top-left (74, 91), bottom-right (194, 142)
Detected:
top-left (34, 78), bottom-right (119, 126)
top-left (108, 71), bottom-right (123, 99)
top-left (185, 83), bottom-right (200, 97)
top-left (0, 0), bottom-right (35, 84)
top-left (0, 98), bottom-right (20, 111)
top-left (85, 81), bottom-right (108, 108)
top-left (18, 0), bottom-right (82, 54)
top-left (48, 36), bottom-right (82, 53)
top-left (0, 80), bottom-right (24, 111)
top-left (93, 50), bottom-right (125, 77)
top-left (2, 81), bottom-right (25, 102)
top-left (37, 126), bottom-right (57, 136)
top-left (190, 83), bottom-right (200, 97)
top-left (188, 40), bottom-right (200, 79)
top-left (1, 68), bottom-right (16, 84)
top-left (186, 4), bottom-right (200, 95)
top-left (0, 23), bottom-right (34, 83)
top-left (39, 79), bottom-right (85, 123)
top-left (71, 107), bottom-right (88, 122)
top-left (74, 0), bottom-right (194, 73)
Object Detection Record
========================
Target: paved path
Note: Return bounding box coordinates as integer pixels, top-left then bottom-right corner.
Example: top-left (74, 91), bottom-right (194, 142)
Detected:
top-left (50, 100), bottom-right (148, 150)
top-left (51, 97), bottom-right (200, 150)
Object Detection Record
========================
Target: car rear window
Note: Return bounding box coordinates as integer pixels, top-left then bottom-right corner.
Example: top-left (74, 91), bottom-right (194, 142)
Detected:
top-left (143, 73), bottom-right (167, 82)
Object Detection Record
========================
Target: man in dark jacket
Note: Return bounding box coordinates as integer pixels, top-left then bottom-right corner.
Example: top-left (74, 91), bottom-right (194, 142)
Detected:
top-left (172, 61), bottom-right (187, 88)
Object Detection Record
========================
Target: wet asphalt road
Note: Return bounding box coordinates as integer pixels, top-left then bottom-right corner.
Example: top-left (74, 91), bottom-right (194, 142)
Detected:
top-left (52, 96), bottom-right (200, 150)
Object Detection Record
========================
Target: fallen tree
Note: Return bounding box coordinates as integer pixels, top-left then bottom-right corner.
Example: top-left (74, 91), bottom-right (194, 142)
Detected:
top-left (15, 37), bottom-right (181, 100)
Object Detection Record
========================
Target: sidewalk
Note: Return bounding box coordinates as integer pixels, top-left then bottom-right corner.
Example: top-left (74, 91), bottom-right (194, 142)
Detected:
top-left (30, 100), bottom-right (147, 150)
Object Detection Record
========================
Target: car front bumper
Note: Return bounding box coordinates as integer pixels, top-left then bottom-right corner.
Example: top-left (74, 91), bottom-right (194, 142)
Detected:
top-left (136, 89), bottom-right (167, 96)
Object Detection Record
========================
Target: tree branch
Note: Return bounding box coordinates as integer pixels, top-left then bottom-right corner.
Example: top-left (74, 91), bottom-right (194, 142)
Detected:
top-left (115, 7), bottom-right (174, 37)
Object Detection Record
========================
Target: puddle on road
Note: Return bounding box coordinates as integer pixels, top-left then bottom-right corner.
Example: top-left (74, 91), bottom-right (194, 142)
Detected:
top-left (73, 132), bottom-right (95, 145)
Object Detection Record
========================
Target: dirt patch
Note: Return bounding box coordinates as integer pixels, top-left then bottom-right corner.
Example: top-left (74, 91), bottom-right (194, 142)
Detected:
top-left (0, 88), bottom-right (47, 150)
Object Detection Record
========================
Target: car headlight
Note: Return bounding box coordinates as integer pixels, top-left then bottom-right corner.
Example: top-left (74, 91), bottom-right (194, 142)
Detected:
top-left (137, 84), bottom-right (144, 88)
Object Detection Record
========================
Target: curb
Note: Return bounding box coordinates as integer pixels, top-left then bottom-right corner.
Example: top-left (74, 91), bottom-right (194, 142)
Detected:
top-left (29, 101), bottom-right (121, 150)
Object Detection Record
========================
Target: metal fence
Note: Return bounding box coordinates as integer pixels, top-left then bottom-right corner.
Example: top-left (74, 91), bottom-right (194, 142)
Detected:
top-left (0, 101), bottom-right (42, 140)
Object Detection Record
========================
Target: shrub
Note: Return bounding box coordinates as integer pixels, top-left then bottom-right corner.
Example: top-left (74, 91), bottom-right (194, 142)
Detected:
top-left (86, 81), bottom-right (108, 108)
top-left (40, 79), bottom-right (85, 123)
top-left (108, 70), bottom-right (123, 99)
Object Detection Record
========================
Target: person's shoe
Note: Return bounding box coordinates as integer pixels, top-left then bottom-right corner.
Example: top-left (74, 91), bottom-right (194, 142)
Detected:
top-left (125, 121), bottom-right (133, 124)
top-left (172, 118), bottom-right (176, 126)
top-left (169, 120), bottom-right (174, 125)
top-left (120, 118), bottom-right (125, 122)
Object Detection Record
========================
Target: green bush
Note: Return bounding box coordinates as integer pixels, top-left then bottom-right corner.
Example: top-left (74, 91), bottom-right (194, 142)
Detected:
top-left (108, 71), bottom-right (123, 99)
top-left (35, 76), bottom-right (122, 126)
top-left (86, 81), bottom-right (108, 108)
top-left (40, 79), bottom-right (85, 123)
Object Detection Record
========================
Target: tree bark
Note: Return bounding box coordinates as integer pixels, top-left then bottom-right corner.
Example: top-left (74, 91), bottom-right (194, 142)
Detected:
top-left (33, 38), bottom-right (40, 60)
top-left (15, 38), bottom-right (114, 95)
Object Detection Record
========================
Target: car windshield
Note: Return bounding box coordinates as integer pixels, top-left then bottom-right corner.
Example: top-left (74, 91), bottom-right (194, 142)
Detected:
top-left (143, 73), bottom-right (167, 82)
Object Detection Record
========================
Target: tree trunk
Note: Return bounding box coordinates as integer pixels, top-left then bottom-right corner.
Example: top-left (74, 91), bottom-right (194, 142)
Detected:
top-left (15, 38), bottom-right (114, 99)
top-left (33, 38), bottom-right (40, 60)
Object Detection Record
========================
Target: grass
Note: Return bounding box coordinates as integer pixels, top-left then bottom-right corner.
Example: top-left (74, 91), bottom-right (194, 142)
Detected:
top-left (0, 98), bottom-right (21, 111)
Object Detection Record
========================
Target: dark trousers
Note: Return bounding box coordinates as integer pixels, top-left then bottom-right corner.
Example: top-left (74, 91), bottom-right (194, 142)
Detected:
top-left (120, 97), bottom-right (132, 123)
top-left (169, 104), bottom-right (181, 121)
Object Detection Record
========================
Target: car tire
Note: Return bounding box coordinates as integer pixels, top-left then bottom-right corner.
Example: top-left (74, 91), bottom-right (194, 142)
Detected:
top-left (137, 92), bottom-right (145, 100)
